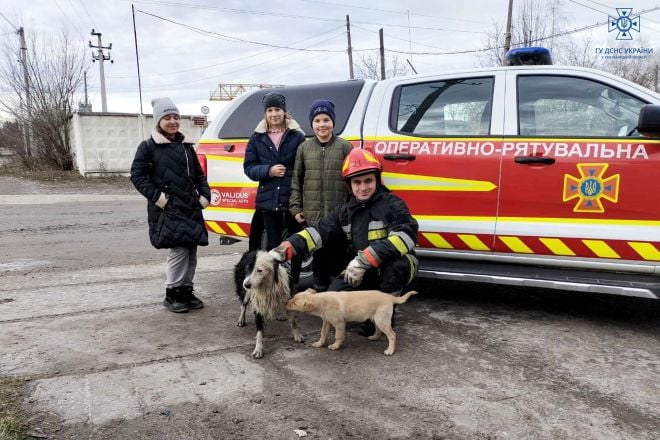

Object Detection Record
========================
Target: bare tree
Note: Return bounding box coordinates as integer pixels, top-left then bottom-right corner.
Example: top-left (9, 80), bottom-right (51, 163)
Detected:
top-left (480, 0), bottom-right (566, 67)
top-left (355, 53), bottom-right (411, 80)
top-left (556, 36), bottom-right (658, 90)
top-left (0, 30), bottom-right (87, 170)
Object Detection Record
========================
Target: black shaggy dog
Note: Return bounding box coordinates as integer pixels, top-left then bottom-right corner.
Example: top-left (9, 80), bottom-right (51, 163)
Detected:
top-left (234, 250), bottom-right (304, 358)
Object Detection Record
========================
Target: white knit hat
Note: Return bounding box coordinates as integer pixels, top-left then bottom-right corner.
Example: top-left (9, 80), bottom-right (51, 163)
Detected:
top-left (151, 97), bottom-right (180, 123)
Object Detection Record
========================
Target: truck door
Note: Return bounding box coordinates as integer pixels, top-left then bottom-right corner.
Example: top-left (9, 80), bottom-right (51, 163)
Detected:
top-left (365, 72), bottom-right (505, 254)
top-left (496, 71), bottom-right (660, 264)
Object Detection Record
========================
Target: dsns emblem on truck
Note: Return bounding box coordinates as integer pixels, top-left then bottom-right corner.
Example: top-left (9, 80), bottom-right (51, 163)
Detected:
top-left (563, 163), bottom-right (620, 213)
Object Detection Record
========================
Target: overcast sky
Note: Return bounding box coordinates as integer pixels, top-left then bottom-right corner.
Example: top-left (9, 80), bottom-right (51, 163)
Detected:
top-left (1, 0), bottom-right (659, 119)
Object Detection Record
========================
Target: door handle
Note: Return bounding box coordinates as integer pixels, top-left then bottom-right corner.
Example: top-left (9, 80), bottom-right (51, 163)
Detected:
top-left (383, 154), bottom-right (416, 161)
top-left (514, 156), bottom-right (555, 165)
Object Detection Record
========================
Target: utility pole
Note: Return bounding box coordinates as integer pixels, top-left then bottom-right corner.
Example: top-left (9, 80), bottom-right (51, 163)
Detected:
top-left (346, 15), bottom-right (354, 80)
top-left (18, 27), bottom-right (31, 158)
top-left (89, 29), bottom-right (112, 112)
top-left (503, 0), bottom-right (514, 62)
top-left (84, 71), bottom-right (89, 106)
top-left (132, 4), bottom-right (144, 114)
top-left (379, 28), bottom-right (386, 80)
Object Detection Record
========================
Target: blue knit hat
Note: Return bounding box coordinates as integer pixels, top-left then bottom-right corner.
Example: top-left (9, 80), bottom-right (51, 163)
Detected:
top-left (309, 99), bottom-right (335, 125)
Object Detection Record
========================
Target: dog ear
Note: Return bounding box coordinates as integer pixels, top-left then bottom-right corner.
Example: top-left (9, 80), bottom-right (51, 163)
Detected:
top-left (302, 300), bottom-right (314, 312)
top-left (272, 259), bottom-right (279, 284)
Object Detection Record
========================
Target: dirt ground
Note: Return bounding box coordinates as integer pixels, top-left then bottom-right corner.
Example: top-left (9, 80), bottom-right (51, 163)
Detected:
top-left (0, 171), bottom-right (659, 440)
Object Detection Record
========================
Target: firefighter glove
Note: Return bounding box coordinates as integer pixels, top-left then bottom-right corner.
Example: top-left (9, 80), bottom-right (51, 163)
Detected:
top-left (344, 252), bottom-right (372, 287)
top-left (269, 241), bottom-right (294, 263)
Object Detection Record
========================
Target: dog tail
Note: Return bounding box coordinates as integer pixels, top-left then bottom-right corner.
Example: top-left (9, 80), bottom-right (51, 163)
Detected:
top-left (393, 290), bottom-right (418, 304)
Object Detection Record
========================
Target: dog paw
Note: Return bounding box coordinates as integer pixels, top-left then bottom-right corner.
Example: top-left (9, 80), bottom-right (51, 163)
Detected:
top-left (312, 341), bottom-right (325, 348)
top-left (292, 332), bottom-right (305, 343)
top-left (367, 334), bottom-right (380, 341)
top-left (237, 320), bottom-right (246, 327)
top-left (384, 349), bottom-right (394, 356)
top-left (328, 343), bottom-right (342, 350)
top-left (252, 349), bottom-right (263, 359)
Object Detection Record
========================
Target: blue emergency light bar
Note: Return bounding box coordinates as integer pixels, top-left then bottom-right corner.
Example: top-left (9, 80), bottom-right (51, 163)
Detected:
top-left (504, 47), bottom-right (553, 66)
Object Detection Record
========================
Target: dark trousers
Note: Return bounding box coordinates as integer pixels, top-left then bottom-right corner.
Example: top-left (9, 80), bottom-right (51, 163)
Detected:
top-left (311, 242), bottom-right (344, 291)
top-left (327, 255), bottom-right (415, 295)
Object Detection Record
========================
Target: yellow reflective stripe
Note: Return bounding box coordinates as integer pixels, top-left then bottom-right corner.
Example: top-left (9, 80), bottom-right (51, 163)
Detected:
top-left (582, 240), bottom-right (620, 259)
top-left (406, 254), bottom-right (417, 284)
top-left (383, 172), bottom-right (496, 192)
top-left (423, 233), bottom-right (453, 249)
top-left (297, 229), bottom-right (316, 252)
top-left (206, 221), bottom-right (226, 235)
top-left (206, 154), bottom-right (244, 162)
top-left (368, 229), bottom-right (388, 240)
top-left (208, 182), bottom-right (258, 187)
top-left (539, 238), bottom-right (575, 256)
top-left (629, 242), bottom-right (660, 261)
top-left (499, 236), bottom-right (533, 254)
top-left (388, 235), bottom-right (408, 255)
top-left (227, 222), bottom-right (247, 237)
top-left (458, 234), bottom-right (490, 251)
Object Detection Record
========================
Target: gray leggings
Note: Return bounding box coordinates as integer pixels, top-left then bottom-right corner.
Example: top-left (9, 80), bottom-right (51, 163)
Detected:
top-left (166, 246), bottom-right (197, 288)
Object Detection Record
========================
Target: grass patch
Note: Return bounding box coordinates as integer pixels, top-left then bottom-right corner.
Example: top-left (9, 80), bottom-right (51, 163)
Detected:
top-left (0, 378), bottom-right (26, 440)
top-left (0, 157), bottom-right (133, 190)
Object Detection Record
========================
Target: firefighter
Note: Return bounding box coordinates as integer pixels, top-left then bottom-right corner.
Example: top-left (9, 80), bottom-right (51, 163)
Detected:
top-left (270, 148), bottom-right (419, 297)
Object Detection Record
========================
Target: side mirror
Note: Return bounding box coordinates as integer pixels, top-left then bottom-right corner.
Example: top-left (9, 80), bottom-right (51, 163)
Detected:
top-left (637, 104), bottom-right (660, 137)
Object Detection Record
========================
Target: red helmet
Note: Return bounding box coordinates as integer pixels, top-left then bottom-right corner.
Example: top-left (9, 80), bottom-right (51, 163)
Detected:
top-left (342, 148), bottom-right (382, 181)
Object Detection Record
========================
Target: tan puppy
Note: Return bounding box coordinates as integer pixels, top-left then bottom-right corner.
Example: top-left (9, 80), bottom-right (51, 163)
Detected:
top-left (285, 288), bottom-right (418, 355)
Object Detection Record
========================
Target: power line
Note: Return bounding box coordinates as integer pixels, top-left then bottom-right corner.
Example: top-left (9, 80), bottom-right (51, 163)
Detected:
top-left (136, 9), bottom-right (366, 53)
top-left (385, 6), bottom-right (660, 57)
top-left (351, 24), bottom-right (451, 52)
top-left (567, 0), bottom-right (608, 15)
top-left (109, 24), bottom-right (346, 79)
top-left (53, 0), bottom-right (86, 38)
top-left (143, 30), bottom-right (347, 89)
top-left (128, 0), bottom-right (483, 34)
top-left (300, 0), bottom-right (489, 25)
top-left (0, 11), bottom-right (18, 30)
top-left (77, 0), bottom-right (97, 28)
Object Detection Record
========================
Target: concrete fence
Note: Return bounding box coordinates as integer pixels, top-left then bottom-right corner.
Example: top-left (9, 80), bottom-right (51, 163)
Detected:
top-left (70, 112), bottom-right (205, 177)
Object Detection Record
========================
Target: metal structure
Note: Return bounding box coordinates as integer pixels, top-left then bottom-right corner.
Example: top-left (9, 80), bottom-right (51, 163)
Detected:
top-left (209, 83), bottom-right (284, 101)
top-left (89, 29), bottom-right (112, 112)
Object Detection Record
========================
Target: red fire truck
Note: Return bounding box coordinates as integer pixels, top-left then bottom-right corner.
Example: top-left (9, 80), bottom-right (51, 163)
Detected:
top-left (196, 48), bottom-right (660, 299)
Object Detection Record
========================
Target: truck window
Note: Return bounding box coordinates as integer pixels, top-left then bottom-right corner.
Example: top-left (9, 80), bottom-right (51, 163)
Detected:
top-left (517, 75), bottom-right (646, 137)
top-left (217, 80), bottom-right (365, 139)
top-left (391, 77), bottom-right (494, 136)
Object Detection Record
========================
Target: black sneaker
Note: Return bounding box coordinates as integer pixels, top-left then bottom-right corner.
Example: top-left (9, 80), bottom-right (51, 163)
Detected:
top-left (184, 287), bottom-right (204, 310)
top-left (164, 287), bottom-right (190, 313)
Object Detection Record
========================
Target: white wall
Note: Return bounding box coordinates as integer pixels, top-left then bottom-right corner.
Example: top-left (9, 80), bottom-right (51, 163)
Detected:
top-left (70, 112), bottom-right (205, 177)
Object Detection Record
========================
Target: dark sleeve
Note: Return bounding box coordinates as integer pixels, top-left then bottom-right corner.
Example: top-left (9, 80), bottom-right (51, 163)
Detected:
top-left (367, 195), bottom-right (418, 263)
top-left (130, 140), bottom-right (160, 203)
top-left (288, 203), bottom-right (343, 256)
top-left (243, 135), bottom-right (271, 182)
top-left (289, 145), bottom-right (305, 216)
